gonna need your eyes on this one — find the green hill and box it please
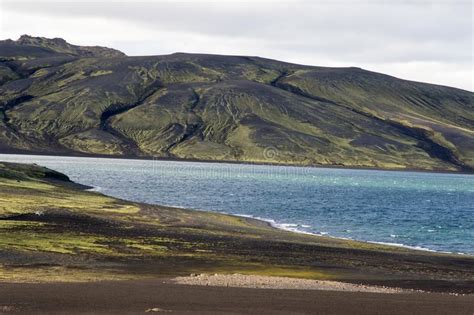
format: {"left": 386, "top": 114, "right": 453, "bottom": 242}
{"left": 1, "top": 35, "right": 473, "bottom": 171}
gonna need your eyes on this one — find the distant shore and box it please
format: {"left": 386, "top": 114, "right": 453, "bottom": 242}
{"left": 1, "top": 150, "right": 473, "bottom": 175}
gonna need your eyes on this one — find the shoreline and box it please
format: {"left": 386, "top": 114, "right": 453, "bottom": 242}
{"left": 86, "top": 186, "right": 473, "bottom": 257}
{"left": 83, "top": 188, "right": 473, "bottom": 257}
{"left": 1, "top": 151, "right": 473, "bottom": 175}
{"left": 229, "top": 212, "right": 471, "bottom": 256}
{"left": 1, "top": 160, "right": 474, "bottom": 295}
{"left": 2, "top": 153, "right": 472, "bottom": 256}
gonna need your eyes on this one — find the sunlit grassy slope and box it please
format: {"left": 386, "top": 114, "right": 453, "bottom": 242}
{"left": 1, "top": 36, "right": 473, "bottom": 171}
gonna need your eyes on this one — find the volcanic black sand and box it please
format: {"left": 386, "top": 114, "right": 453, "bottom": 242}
{"left": 1, "top": 280, "right": 473, "bottom": 315}
{"left": 0, "top": 161, "right": 473, "bottom": 314}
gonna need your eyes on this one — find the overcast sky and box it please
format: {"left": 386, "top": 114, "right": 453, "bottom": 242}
{"left": 0, "top": 0, "right": 472, "bottom": 91}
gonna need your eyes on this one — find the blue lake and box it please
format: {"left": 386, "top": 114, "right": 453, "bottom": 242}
{"left": 1, "top": 154, "right": 473, "bottom": 254}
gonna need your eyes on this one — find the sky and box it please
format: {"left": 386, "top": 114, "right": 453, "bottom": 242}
{"left": 0, "top": 0, "right": 472, "bottom": 91}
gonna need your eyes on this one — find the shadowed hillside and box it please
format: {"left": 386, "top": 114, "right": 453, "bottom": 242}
{"left": 1, "top": 35, "right": 473, "bottom": 171}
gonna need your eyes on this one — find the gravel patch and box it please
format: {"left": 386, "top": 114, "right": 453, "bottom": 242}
{"left": 171, "top": 273, "right": 411, "bottom": 293}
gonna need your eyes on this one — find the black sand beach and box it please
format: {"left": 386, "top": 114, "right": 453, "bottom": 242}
{"left": 1, "top": 280, "right": 473, "bottom": 315}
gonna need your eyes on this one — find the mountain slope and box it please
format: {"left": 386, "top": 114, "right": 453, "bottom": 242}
{"left": 1, "top": 36, "right": 473, "bottom": 171}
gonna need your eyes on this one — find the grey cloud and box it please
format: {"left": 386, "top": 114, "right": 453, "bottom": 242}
{"left": 1, "top": 0, "right": 472, "bottom": 90}
{"left": 4, "top": 1, "right": 471, "bottom": 62}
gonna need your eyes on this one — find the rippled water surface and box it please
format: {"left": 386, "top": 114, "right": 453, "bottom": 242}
{"left": 2, "top": 154, "right": 473, "bottom": 254}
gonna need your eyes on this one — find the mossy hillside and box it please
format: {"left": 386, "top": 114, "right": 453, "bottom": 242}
{"left": 0, "top": 162, "right": 70, "bottom": 182}
{"left": 276, "top": 68, "right": 474, "bottom": 167}
{"left": 0, "top": 37, "right": 473, "bottom": 171}
{"left": 111, "top": 82, "right": 458, "bottom": 170}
